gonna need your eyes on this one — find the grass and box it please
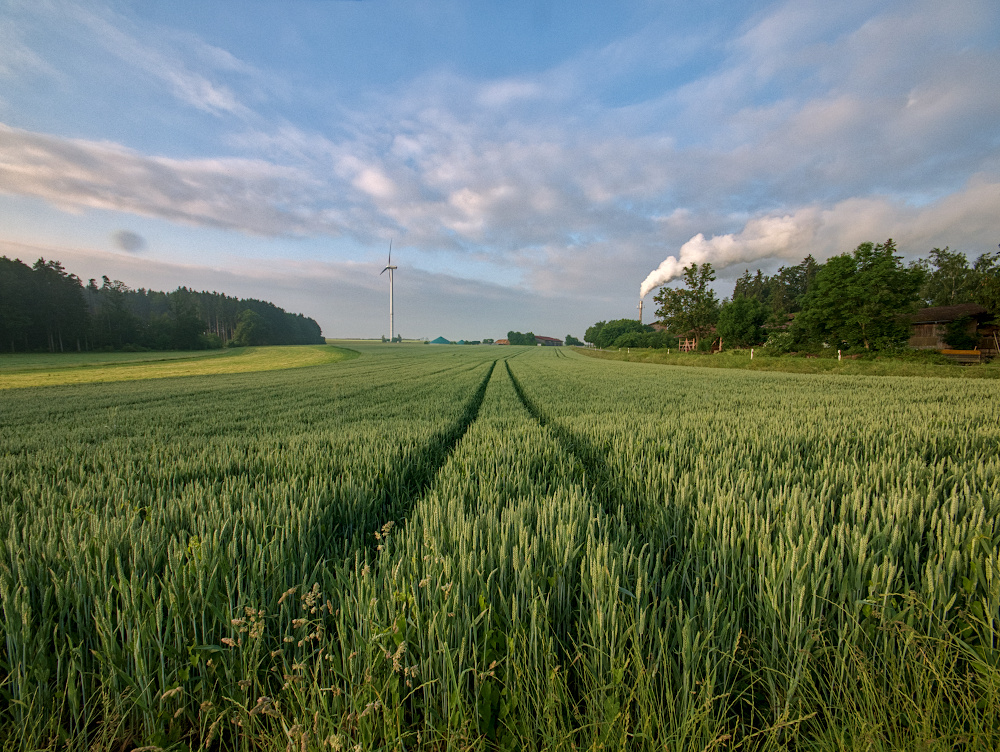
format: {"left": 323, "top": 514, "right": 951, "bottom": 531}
{"left": 0, "top": 348, "right": 236, "bottom": 371}
{"left": 1, "top": 345, "right": 997, "bottom": 750}
{"left": 579, "top": 345, "right": 1000, "bottom": 378}
{"left": 0, "top": 344, "right": 358, "bottom": 389}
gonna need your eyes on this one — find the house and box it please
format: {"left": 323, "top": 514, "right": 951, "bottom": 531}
{"left": 908, "top": 304, "right": 998, "bottom": 354}
{"left": 495, "top": 339, "right": 510, "bottom": 345}
{"left": 534, "top": 335, "right": 563, "bottom": 346}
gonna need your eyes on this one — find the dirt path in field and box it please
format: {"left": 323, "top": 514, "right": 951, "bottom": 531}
{"left": 353, "top": 359, "right": 498, "bottom": 550}
{"left": 504, "top": 360, "right": 645, "bottom": 532}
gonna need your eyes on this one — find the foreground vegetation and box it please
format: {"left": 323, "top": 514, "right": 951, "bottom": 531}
{"left": 1, "top": 345, "right": 997, "bottom": 750}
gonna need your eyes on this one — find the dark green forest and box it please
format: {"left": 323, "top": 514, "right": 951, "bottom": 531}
{"left": 0, "top": 257, "right": 324, "bottom": 353}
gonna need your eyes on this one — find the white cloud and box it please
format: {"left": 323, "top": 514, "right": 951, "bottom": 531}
{"left": 0, "top": 123, "right": 327, "bottom": 235}
{"left": 640, "top": 176, "right": 1000, "bottom": 296}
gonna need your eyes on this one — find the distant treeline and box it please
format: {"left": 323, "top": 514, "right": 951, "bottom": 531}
{"left": 0, "top": 257, "right": 324, "bottom": 353}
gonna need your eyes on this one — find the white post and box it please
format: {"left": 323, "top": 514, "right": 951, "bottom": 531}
{"left": 751, "top": 348, "right": 754, "bottom": 360}
{"left": 838, "top": 349, "right": 841, "bottom": 361}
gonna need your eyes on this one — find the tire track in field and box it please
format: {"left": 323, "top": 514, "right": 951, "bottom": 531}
{"left": 348, "top": 359, "right": 498, "bottom": 549}
{"left": 505, "top": 361, "right": 642, "bottom": 529}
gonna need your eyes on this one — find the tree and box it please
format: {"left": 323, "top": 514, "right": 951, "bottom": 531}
{"left": 232, "top": 309, "right": 269, "bottom": 346}
{"left": 584, "top": 321, "right": 605, "bottom": 346}
{"left": 586, "top": 319, "right": 648, "bottom": 348}
{"left": 507, "top": 331, "right": 536, "bottom": 345}
{"left": 943, "top": 316, "right": 979, "bottom": 349}
{"left": 794, "top": 239, "right": 924, "bottom": 351}
{"left": 32, "top": 259, "right": 89, "bottom": 352}
{"left": 0, "top": 257, "right": 34, "bottom": 352}
{"left": 653, "top": 262, "right": 719, "bottom": 345}
{"left": 972, "top": 250, "right": 1000, "bottom": 316}
{"left": 717, "top": 297, "right": 769, "bottom": 347}
{"left": 168, "top": 293, "right": 208, "bottom": 350}
{"left": 732, "top": 256, "right": 819, "bottom": 321}
{"left": 564, "top": 334, "right": 582, "bottom": 346}
{"left": 917, "top": 247, "right": 978, "bottom": 306}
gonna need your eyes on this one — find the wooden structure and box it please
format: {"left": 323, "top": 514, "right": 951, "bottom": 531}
{"left": 909, "top": 303, "right": 998, "bottom": 359}
{"left": 679, "top": 338, "right": 697, "bottom": 352}
{"left": 534, "top": 335, "right": 563, "bottom": 346}
{"left": 940, "top": 349, "right": 986, "bottom": 364}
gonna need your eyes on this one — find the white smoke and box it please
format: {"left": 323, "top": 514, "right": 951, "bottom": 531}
{"left": 639, "top": 212, "right": 819, "bottom": 298}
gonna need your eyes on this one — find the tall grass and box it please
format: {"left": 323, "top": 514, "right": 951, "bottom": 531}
{"left": 0, "top": 345, "right": 997, "bottom": 749}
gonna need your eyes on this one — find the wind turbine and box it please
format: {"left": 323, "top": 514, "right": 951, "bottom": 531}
{"left": 380, "top": 240, "right": 397, "bottom": 341}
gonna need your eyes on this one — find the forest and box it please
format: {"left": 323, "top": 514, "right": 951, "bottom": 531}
{"left": 0, "top": 257, "right": 324, "bottom": 353}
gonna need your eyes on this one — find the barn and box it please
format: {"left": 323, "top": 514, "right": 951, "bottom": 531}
{"left": 534, "top": 335, "right": 563, "bottom": 346}
{"left": 908, "top": 303, "right": 997, "bottom": 353}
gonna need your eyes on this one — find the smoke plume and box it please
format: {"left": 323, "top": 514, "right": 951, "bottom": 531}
{"left": 639, "top": 213, "right": 818, "bottom": 298}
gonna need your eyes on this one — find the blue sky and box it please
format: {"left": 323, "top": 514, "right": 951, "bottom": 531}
{"left": 1, "top": 0, "right": 998, "bottom": 340}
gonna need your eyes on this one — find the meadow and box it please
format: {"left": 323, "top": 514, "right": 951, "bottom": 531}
{"left": 0, "top": 345, "right": 356, "bottom": 390}
{"left": 0, "top": 344, "right": 997, "bottom": 750}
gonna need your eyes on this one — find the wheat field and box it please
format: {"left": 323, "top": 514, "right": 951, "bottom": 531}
{"left": 1, "top": 344, "right": 997, "bottom": 750}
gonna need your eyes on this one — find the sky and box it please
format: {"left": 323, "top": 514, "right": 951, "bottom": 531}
{"left": 0, "top": 0, "right": 998, "bottom": 341}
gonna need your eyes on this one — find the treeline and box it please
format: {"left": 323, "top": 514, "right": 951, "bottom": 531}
{"left": 506, "top": 331, "right": 537, "bottom": 345}
{"left": 585, "top": 241, "right": 1000, "bottom": 352}
{"left": 0, "top": 257, "right": 324, "bottom": 353}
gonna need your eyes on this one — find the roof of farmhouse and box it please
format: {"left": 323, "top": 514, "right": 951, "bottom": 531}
{"left": 910, "top": 303, "right": 988, "bottom": 324}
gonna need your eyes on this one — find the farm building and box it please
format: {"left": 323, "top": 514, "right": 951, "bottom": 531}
{"left": 534, "top": 335, "right": 563, "bottom": 346}
{"left": 908, "top": 303, "right": 998, "bottom": 354}
{"left": 495, "top": 338, "right": 510, "bottom": 345}
{"left": 430, "top": 336, "right": 452, "bottom": 344}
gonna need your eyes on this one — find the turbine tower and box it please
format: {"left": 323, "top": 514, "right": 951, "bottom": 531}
{"left": 380, "top": 240, "right": 397, "bottom": 341}
{"left": 637, "top": 298, "right": 644, "bottom": 324}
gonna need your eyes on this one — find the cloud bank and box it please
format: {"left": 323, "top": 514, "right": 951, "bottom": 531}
{"left": 640, "top": 177, "right": 1000, "bottom": 297}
